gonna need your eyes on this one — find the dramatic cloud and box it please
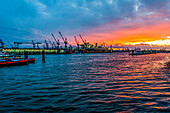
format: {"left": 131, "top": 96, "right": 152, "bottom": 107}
{"left": 0, "top": 0, "right": 169, "bottom": 48}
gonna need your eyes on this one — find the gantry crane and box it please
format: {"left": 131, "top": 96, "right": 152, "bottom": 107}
{"left": 7, "top": 41, "right": 13, "bottom": 48}
{"left": 74, "top": 36, "right": 79, "bottom": 50}
{"left": 14, "top": 40, "right": 42, "bottom": 48}
{"left": 59, "top": 32, "right": 67, "bottom": 49}
{"left": 0, "top": 39, "right": 5, "bottom": 48}
{"left": 48, "top": 39, "right": 55, "bottom": 48}
{"left": 79, "top": 34, "right": 87, "bottom": 48}
{"left": 44, "top": 40, "right": 49, "bottom": 49}
{"left": 51, "top": 33, "right": 60, "bottom": 49}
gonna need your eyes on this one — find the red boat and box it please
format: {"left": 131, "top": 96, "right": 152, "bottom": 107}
{"left": 10, "top": 58, "right": 35, "bottom": 63}
{"left": 0, "top": 59, "right": 29, "bottom": 67}
{"left": 28, "top": 58, "right": 35, "bottom": 63}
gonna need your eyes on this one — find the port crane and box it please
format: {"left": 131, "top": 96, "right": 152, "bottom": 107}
{"left": 52, "top": 42, "right": 55, "bottom": 48}
{"left": 51, "top": 33, "right": 60, "bottom": 49}
{"left": 59, "top": 32, "right": 67, "bottom": 49}
{"left": 79, "top": 34, "right": 87, "bottom": 48}
{"left": 0, "top": 39, "right": 5, "bottom": 48}
{"left": 74, "top": 36, "right": 79, "bottom": 50}
{"left": 14, "top": 40, "right": 42, "bottom": 48}
{"left": 48, "top": 39, "right": 55, "bottom": 48}
{"left": 7, "top": 41, "right": 13, "bottom": 48}
{"left": 44, "top": 40, "right": 49, "bottom": 49}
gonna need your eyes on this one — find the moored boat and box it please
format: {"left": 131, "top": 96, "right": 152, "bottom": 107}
{"left": 129, "top": 50, "right": 157, "bottom": 55}
{"left": 0, "top": 51, "right": 35, "bottom": 64}
{"left": 11, "top": 58, "right": 36, "bottom": 63}
{"left": 0, "top": 59, "right": 29, "bottom": 67}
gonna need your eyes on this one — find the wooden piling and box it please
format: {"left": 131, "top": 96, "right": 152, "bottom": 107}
{"left": 42, "top": 50, "right": 45, "bottom": 62}
{"left": 24, "top": 51, "right": 28, "bottom": 59}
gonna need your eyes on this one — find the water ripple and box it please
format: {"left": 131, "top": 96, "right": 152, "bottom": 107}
{"left": 0, "top": 53, "right": 169, "bottom": 112}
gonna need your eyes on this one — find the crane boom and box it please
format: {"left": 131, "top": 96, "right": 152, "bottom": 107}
{"left": 51, "top": 33, "right": 58, "bottom": 43}
{"left": 0, "top": 39, "right": 5, "bottom": 47}
{"left": 74, "top": 36, "right": 78, "bottom": 44}
{"left": 8, "top": 41, "right": 12, "bottom": 48}
{"left": 0, "top": 39, "right": 5, "bottom": 48}
{"left": 13, "top": 42, "right": 41, "bottom": 44}
{"left": 58, "top": 31, "right": 67, "bottom": 49}
{"left": 13, "top": 41, "right": 42, "bottom": 48}
{"left": 48, "top": 39, "right": 54, "bottom": 48}
{"left": 48, "top": 39, "right": 52, "bottom": 44}
{"left": 51, "top": 33, "right": 60, "bottom": 48}
{"left": 74, "top": 36, "right": 79, "bottom": 51}
{"left": 44, "top": 40, "right": 49, "bottom": 48}
{"left": 58, "top": 31, "right": 65, "bottom": 42}
{"left": 79, "top": 34, "right": 85, "bottom": 44}
{"left": 52, "top": 42, "right": 55, "bottom": 48}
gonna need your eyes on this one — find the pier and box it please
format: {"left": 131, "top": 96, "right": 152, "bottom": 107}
{"left": 2, "top": 48, "right": 67, "bottom": 55}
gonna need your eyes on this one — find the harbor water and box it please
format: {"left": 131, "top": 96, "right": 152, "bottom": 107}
{"left": 0, "top": 53, "right": 169, "bottom": 112}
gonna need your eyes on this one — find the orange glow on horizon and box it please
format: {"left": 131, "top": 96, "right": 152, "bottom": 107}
{"left": 80, "top": 12, "right": 170, "bottom": 48}
{"left": 125, "top": 38, "right": 170, "bottom": 45}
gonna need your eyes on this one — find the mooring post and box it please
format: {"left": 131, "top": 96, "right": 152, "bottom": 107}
{"left": 42, "top": 50, "right": 45, "bottom": 62}
{"left": 24, "top": 51, "right": 28, "bottom": 59}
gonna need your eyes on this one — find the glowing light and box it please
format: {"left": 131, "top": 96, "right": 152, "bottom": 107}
{"left": 123, "top": 38, "right": 170, "bottom": 46}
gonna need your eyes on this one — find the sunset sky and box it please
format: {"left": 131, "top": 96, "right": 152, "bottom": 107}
{"left": 0, "top": 0, "right": 169, "bottom": 48}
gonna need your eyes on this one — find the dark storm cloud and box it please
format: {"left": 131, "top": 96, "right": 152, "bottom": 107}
{"left": 0, "top": 0, "right": 169, "bottom": 43}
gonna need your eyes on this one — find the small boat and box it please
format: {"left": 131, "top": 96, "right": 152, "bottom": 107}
{"left": 0, "top": 56, "right": 35, "bottom": 67}
{"left": 129, "top": 50, "right": 157, "bottom": 55}
{"left": 11, "top": 58, "right": 35, "bottom": 63}
{"left": 0, "top": 59, "right": 29, "bottom": 67}
{"left": 129, "top": 51, "right": 143, "bottom": 55}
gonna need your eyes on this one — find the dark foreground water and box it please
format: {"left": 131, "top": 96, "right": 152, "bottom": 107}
{"left": 0, "top": 52, "right": 169, "bottom": 112}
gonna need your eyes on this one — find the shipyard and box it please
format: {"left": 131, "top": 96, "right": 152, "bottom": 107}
{"left": 0, "top": 0, "right": 170, "bottom": 113}
{"left": 0, "top": 31, "right": 170, "bottom": 67}
{"left": 1, "top": 32, "right": 169, "bottom": 55}
{"left": 0, "top": 32, "right": 126, "bottom": 55}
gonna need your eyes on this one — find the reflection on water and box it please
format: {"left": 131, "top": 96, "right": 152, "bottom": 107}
{"left": 0, "top": 53, "right": 169, "bottom": 112}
